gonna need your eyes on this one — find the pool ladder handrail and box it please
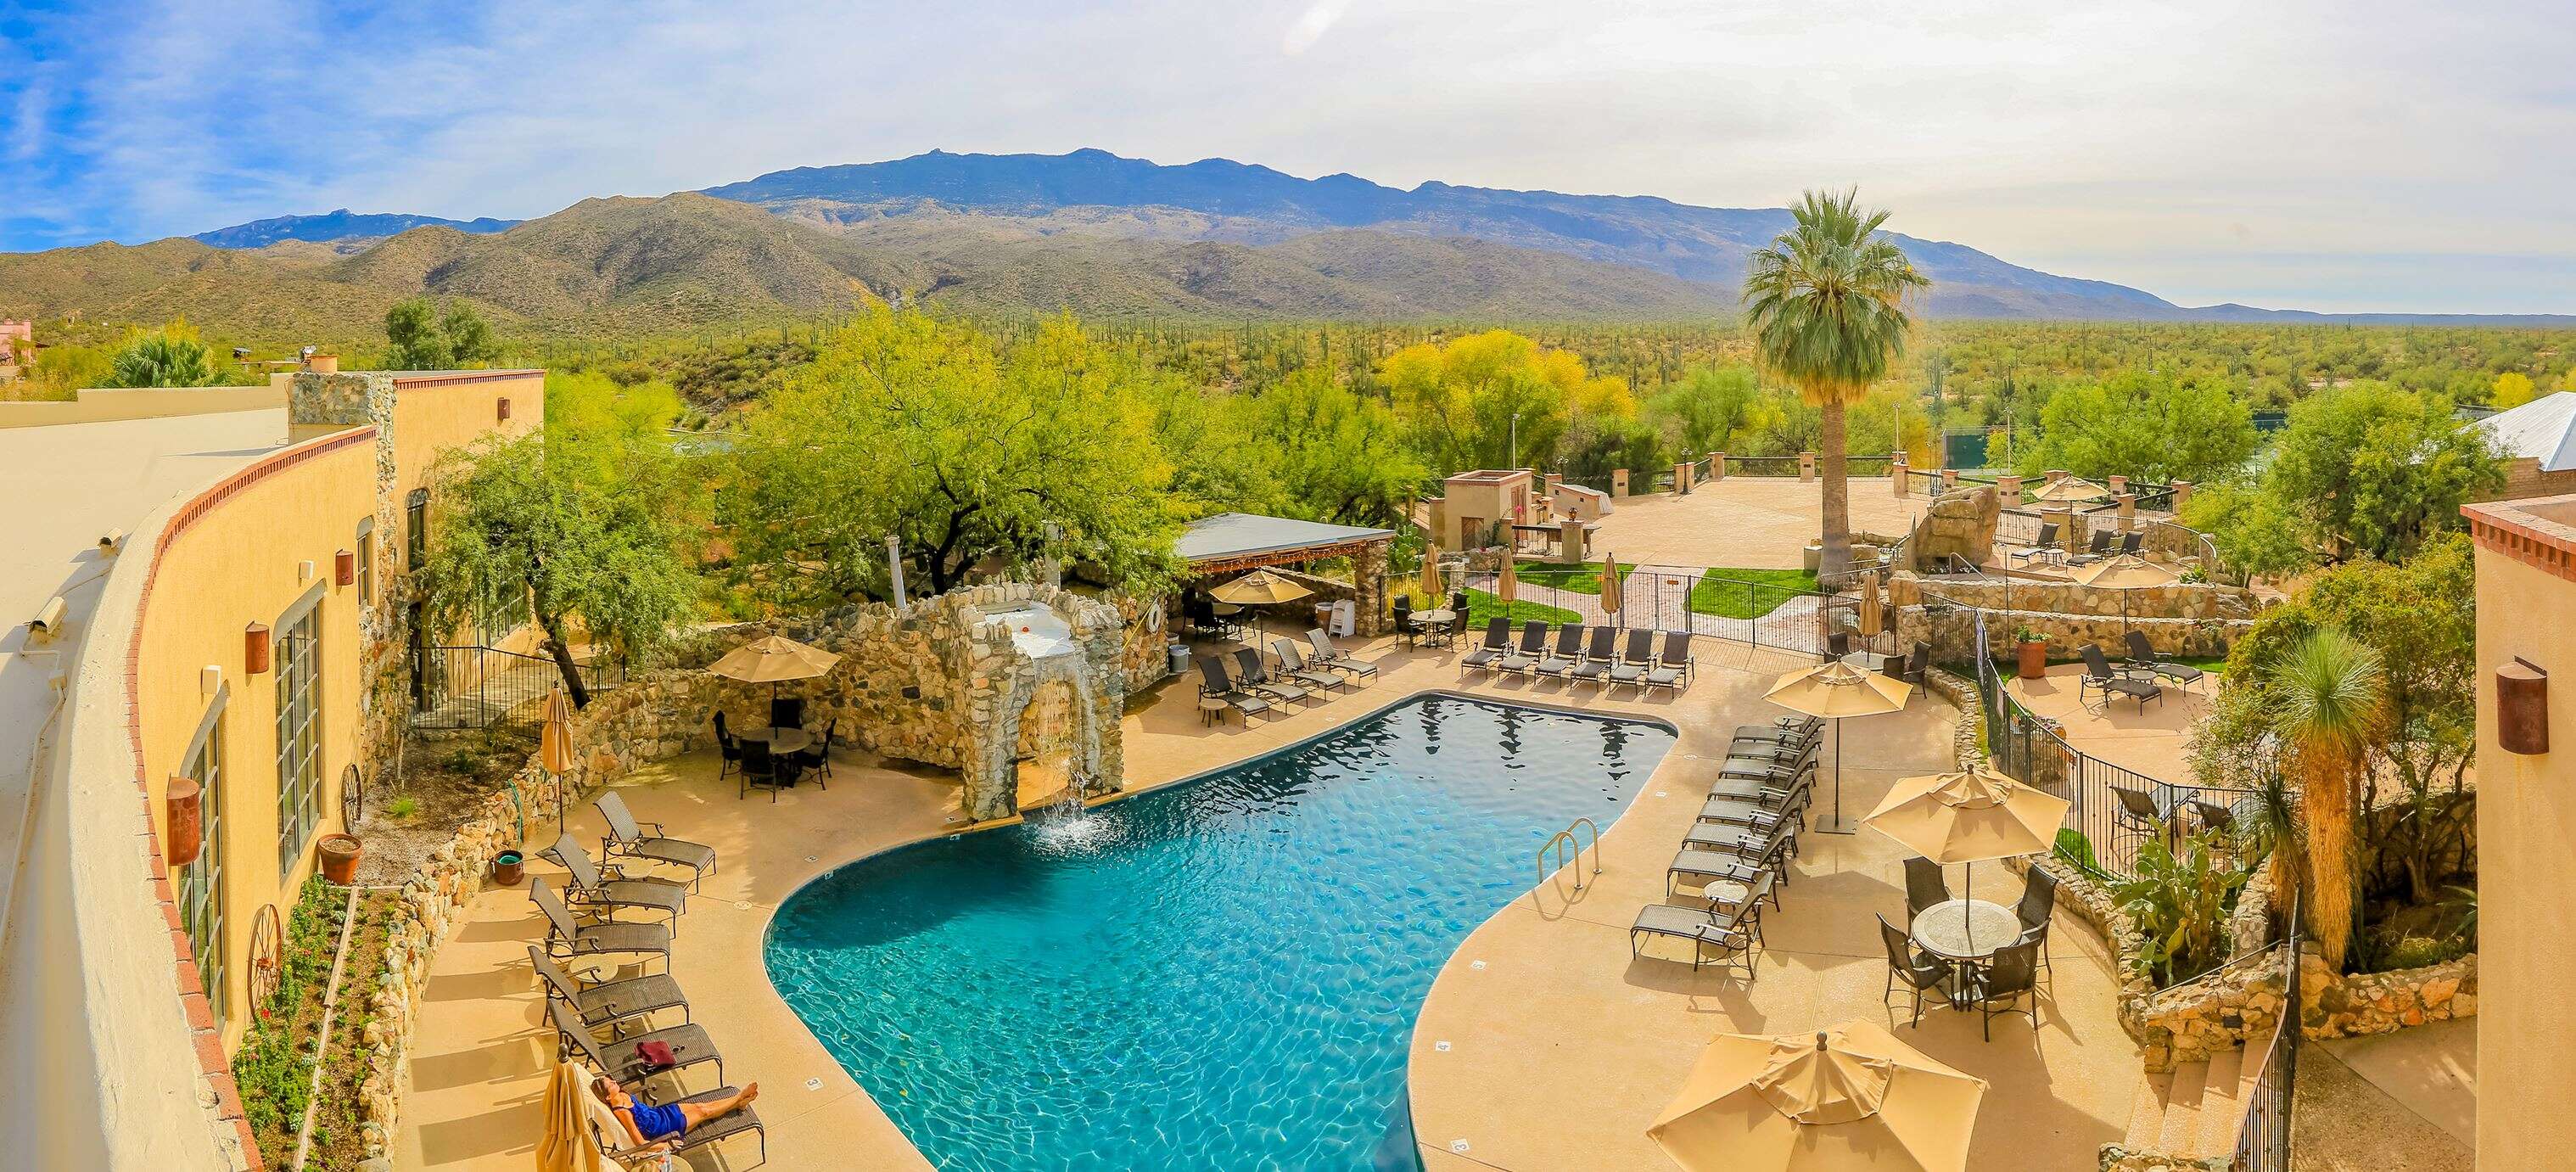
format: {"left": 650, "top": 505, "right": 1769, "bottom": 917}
{"left": 1537, "top": 817, "right": 1603, "bottom": 891}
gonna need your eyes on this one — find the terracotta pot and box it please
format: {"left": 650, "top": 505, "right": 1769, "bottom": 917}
{"left": 306, "top": 354, "right": 340, "bottom": 373}
{"left": 491, "top": 850, "right": 525, "bottom": 887}
{"left": 318, "top": 833, "right": 362, "bottom": 884}
{"left": 2017, "top": 638, "right": 2048, "bottom": 680}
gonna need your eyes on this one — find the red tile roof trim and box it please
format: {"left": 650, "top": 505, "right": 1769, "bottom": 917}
{"left": 2466, "top": 494, "right": 2576, "bottom": 584}
{"left": 389, "top": 369, "right": 542, "bottom": 389}
{"left": 120, "top": 423, "right": 375, "bottom": 1170}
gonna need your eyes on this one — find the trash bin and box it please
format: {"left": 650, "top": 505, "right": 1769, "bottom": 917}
{"left": 1167, "top": 642, "right": 1190, "bottom": 676}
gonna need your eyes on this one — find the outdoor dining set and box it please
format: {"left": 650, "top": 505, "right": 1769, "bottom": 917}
{"left": 701, "top": 634, "right": 843, "bottom": 801}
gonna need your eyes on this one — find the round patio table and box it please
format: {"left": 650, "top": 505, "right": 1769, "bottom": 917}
{"left": 1412, "top": 608, "right": 1456, "bottom": 627}
{"left": 1910, "top": 898, "right": 2019, "bottom": 962}
{"left": 736, "top": 726, "right": 813, "bottom": 756}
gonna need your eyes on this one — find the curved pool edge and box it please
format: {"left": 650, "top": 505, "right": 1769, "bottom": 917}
{"left": 749, "top": 681, "right": 1687, "bottom": 1171}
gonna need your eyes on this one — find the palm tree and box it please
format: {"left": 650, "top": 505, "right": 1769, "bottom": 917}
{"left": 2270, "top": 627, "right": 2386, "bottom": 971}
{"left": 1742, "top": 189, "right": 1929, "bottom": 580}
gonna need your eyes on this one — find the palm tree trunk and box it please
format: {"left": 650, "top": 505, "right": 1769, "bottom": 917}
{"left": 2300, "top": 753, "right": 2357, "bottom": 970}
{"left": 1818, "top": 401, "right": 1851, "bottom": 580}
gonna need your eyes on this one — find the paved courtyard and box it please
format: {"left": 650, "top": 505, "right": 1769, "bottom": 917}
{"left": 1584, "top": 475, "right": 1928, "bottom": 569}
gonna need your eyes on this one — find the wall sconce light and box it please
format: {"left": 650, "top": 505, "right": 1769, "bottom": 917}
{"left": 497, "top": 397, "right": 512, "bottom": 423}
{"left": 2500, "top": 658, "right": 2549, "bottom": 754}
{"left": 165, "top": 777, "right": 203, "bottom": 867}
{"left": 334, "top": 548, "right": 356, "bottom": 586}
{"left": 244, "top": 622, "right": 272, "bottom": 675}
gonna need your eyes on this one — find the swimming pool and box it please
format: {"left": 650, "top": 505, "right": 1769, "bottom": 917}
{"left": 764, "top": 694, "right": 1674, "bottom": 1171}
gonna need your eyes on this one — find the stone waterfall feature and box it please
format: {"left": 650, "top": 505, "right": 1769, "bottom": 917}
{"left": 950, "top": 586, "right": 1129, "bottom": 822}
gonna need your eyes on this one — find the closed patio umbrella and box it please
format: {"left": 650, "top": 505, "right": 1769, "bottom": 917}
{"left": 1419, "top": 540, "right": 1445, "bottom": 600}
{"left": 2077, "top": 552, "right": 2178, "bottom": 636}
{"left": 540, "top": 687, "right": 575, "bottom": 831}
{"left": 1599, "top": 552, "right": 1625, "bottom": 627}
{"left": 1210, "top": 569, "right": 1313, "bottom": 652}
{"left": 1497, "top": 556, "right": 1519, "bottom": 612}
{"left": 1648, "top": 1018, "right": 1987, "bottom": 1172}
{"left": 1767, "top": 661, "right": 1911, "bottom": 833}
{"left": 537, "top": 1058, "right": 612, "bottom": 1172}
{"left": 1862, "top": 765, "right": 2071, "bottom": 950}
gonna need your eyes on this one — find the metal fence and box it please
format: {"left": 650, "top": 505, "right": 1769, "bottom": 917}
{"left": 2234, "top": 897, "right": 2300, "bottom": 1172}
{"left": 413, "top": 643, "right": 627, "bottom": 731}
{"left": 1726, "top": 455, "right": 1805, "bottom": 478}
{"left": 1400, "top": 559, "right": 1862, "bottom": 659}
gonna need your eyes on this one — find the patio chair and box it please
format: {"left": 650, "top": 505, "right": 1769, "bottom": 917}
{"left": 1303, "top": 629, "right": 1378, "bottom": 682}
{"left": 1459, "top": 618, "right": 1513, "bottom": 676}
{"left": 549, "top": 832, "right": 687, "bottom": 931}
{"left": 1392, "top": 599, "right": 1415, "bottom": 647}
{"left": 737, "top": 740, "right": 789, "bottom": 803}
{"left": 1879, "top": 916, "right": 1954, "bottom": 1028}
{"left": 548, "top": 993, "right": 724, "bottom": 1096}
{"left": 532, "top": 878, "right": 669, "bottom": 974}
{"left": 1645, "top": 631, "right": 1695, "bottom": 693}
{"left": 1666, "top": 850, "right": 1782, "bottom": 911}
{"left": 1447, "top": 609, "right": 1470, "bottom": 648}
{"left": 1532, "top": 625, "right": 1588, "bottom": 681}
{"left": 1495, "top": 621, "right": 1549, "bottom": 675}
{"left": 2079, "top": 644, "right": 2164, "bottom": 711}
{"left": 1904, "top": 856, "right": 1952, "bottom": 919}
{"left": 792, "top": 719, "right": 837, "bottom": 782}
{"left": 2111, "top": 783, "right": 2170, "bottom": 846}
{"left": 2016, "top": 868, "right": 2058, "bottom": 979}
{"left": 529, "top": 944, "right": 690, "bottom": 1033}
{"left": 2066, "top": 530, "right": 2114, "bottom": 566}
{"left": 2120, "top": 530, "right": 2144, "bottom": 556}
{"left": 2123, "top": 631, "right": 2206, "bottom": 689}
{"left": 1271, "top": 639, "right": 1349, "bottom": 693}
{"left": 1882, "top": 641, "right": 1929, "bottom": 686}
{"left": 1963, "top": 938, "right": 2045, "bottom": 1040}
{"left": 1827, "top": 631, "right": 1851, "bottom": 658}
{"left": 582, "top": 1071, "right": 769, "bottom": 1169}
{"left": 713, "top": 712, "right": 742, "bottom": 781}
{"left": 1570, "top": 625, "right": 1620, "bottom": 687}
{"left": 2008, "top": 522, "right": 2060, "bottom": 566}
{"left": 1608, "top": 629, "right": 1657, "bottom": 693}
{"left": 596, "top": 792, "right": 715, "bottom": 890}
{"left": 1630, "top": 901, "right": 1762, "bottom": 979}
{"left": 1232, "top": 647, "right": 1313, "bottom": 707}
{"left": 2190, "top": 797, "right": 2236, "bottom": 837}
{"left": 1196, "top": 656, "right": 1273, "bottom": 725}
{"left": 770, "top": 696, "right": 804, "bottom": 732}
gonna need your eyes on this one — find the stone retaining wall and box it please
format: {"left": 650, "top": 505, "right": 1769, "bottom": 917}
{"left": 2301, "top": 950, "right": 2477, "bottom": 1039}
{"left": 1898, "top": 603, "right": 2247, "bottom": 660}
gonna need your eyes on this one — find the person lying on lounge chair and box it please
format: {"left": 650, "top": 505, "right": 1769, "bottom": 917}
{"left": 597, "top": 1078, "right": 760, "bottom": 1146}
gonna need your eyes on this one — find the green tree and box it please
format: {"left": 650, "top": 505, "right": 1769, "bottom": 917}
{"left": 441, "top": 300, "right": 501, "bottom": 366}
{"left": 2183, "top": 383, "right": 2502, "bottom": 575}
{"left": 1381, "top": 330, "right": 1630, "bottom": 475}
{"left": 724, "top": 310, "right": 1183, "bottom": 606}
{"left": 2019, "top": 370, "right": 2258, "bottom": 485}
{"left": 106, "top": 318, "right": 220, "bottom": 388}
{"left": 417, "top": 431, "right": 697, "bottom": 706}
{"left": 1742, "top": 188, "right": 1929, "bottom": 579}
{"left": 2490, "top": 371, "right": 2537, "bottom": 410}
{"left": 1231, "top": 368, "right": 1427, "bottom": 526}
{"left": 1644, "top": 365, "right": 1760, "bottom": 457}
{"left": 2269, "top": 627, "right": 2386, "bottom": 973}
{"left": 385, "top": 297, "right": 501, "bottom": 370}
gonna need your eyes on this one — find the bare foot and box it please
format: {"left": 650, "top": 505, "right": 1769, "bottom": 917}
{"left": 740, "top": 1083, "right": 760, "bottom": 1105}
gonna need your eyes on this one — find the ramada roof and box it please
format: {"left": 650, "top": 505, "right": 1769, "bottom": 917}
{"left": 2475, "top": 391, "right": 2576, "bottom": 472}
{"left": 1175, "top": 512, "right": 1394, "bottom": 566}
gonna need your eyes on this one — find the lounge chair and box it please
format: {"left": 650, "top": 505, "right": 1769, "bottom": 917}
{"left": 1904, "top": 856, "right": 1951, "bottom": 918}
{"left": 2123, "top": 631, "right": 2206, "bottom": 689}
{"left": 1569, "top": 625, "right": 1619, "bottom": 687}
{"left": 1607, "top": 629, "right": 1656, "bottom": 693}
{"left": 1495, "top": 620, "right": 1549, "bottom": 675}
{"left": 1532, "top": 625, "right": 1587, "bottom": 681}
{"left": 1645, "top": 631, "right": 1694, "bottom": 693}
{"left": 1708, "top": 765, "right": 1812, "bottom": 811}
{"left": 2120, "top": 530, "right": 2144, "bottom": 556}
{"left": 1962, "top": 938, "right": 2045, "bottom": 1040}
{"left": 1700, "top": 782, "right": 1810, "bottom": 831}
{"left": 548, "top": 993, "right": 724, "bottom": 1096}
{"left": 1303, "top": 629, "right": 1378, "bottom": 682}
{"left": 2080, "top": 644, "right": 2163, "bottom": 710}
{"left": 596, "top": 792, "right": 716, "bottom": 891}
{"left": 1630, "top": 901, "right": 1761, "bottom": 979}
{"left": 2111, "top": 783, "right": 2170, "bottom": 846}
{"left": 549, "top": 833, "right": 687, "bottom": 932}
{"left": 1270, "top": 639, "right": 1349, "bottom": 693}
{"left": 2066, "top": 530, "right": 2114, "bottom": 566}
{"left": 1231, "top": 648, "right": 1312, "bottom": 707}
{"left": 532, "top": 878, "right": 670, "bottom": 974}
{"left": 1196, "top": 655, "right": 1274, "bottom": 724}
{"left": 1879, "top": 916, "right": 1954, "bottom": 1028}
{"left": 2008, "top": 521, "right": 2060, "bottom": 566}
{"left": 1459, "top": 618, "right": 1513, "bottom": 676}
{"left": 584, "top": 1074, "right": 769, "bottom": 1169}
{"left": 1683, "top": 817, "right": 1800, "bottom": 868}
{"left": 1666, "top": 850, "right": 1783, "bottom": 910}
{"left": 528, "top": 944, "right": 690, "bottom": 1032}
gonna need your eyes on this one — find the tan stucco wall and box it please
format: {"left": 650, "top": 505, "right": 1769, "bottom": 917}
{"left": 137, "top": 430, "right": 377, "bottom": 1051}
{"left": 0, "top": 384, "right": 285, "bottom": 429}
{"left": 389, "top": 371, "right": 542, "bottom": 502}
{"left": 1438, "top": 472, "right": 1533, "bottom": 549}
{"left": 2470, "top": 541, "right": 2576, "bottom": 1168}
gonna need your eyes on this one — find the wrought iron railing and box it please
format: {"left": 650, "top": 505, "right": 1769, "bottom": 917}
{"left": 1726, "top": 455, "right": 1804, "bottom": 478}
{"left": 2235, "top": 894, "right": 2300, "bottom": 1172}
{"left": 413, "top": 643, "right": 627, "bottom": 731}
{"left": 1431, "top": 559, "right": 1858, "bottom": 658}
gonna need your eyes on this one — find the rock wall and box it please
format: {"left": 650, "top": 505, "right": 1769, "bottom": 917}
{"left": 1896, "top": 603, "right": 2247, "bottom": 661}
{"left": 1898, "top": 574, "right": 2255, "bottom": 623}
{"left": 2301, "top": 950, "right": 2478, "bottom": 1039}
{"left": 1902, "top": 485, "right": 1999, "bottom": 571}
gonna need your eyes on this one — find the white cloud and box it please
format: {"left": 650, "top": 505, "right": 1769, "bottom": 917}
{"left": 7, "top": 0, "right": 2572, "bottom": 312}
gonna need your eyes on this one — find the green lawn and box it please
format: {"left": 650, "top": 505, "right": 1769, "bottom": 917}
{"left": 1509, "top": 561, "right": 1634, "bottom": 595}
{"left": 1688, "top": 568, "right": 1819, "bottom": 619}
{"left": 1462, "top": 589, "right": 1581, "bottom": 626}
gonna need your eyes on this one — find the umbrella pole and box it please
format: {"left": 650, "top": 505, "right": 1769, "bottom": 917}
{"left": 1819, "top": 717, "right": 1855, "bottom": 835}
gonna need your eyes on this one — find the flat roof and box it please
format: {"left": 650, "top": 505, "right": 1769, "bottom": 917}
{"left": 1175, "top": 512, "right": 1394, "bottom": 564}
{"left": 1445, "top": 468, "right": 1531, "bottom": 483}
{"left": 0, "top": 408, "right": 289, "bottom": 910}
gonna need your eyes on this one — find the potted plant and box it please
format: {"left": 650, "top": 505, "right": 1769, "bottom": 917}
{"left": 2015, "top": 624, "right": 2049, "bottom": 679}
{"left": 317, "top": 832, "right": 363, "bottom": 884}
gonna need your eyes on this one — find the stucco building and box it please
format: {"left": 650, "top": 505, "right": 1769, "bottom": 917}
{"left": 0, "top": 368, "right": 539, "bottom": 1169}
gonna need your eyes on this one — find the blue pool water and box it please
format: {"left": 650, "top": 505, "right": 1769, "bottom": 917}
{"left": 763, "top": 695, "right": 1675, "bottom": 1171}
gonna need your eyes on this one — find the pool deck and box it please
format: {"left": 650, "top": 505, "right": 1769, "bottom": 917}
{"left": 395, "top": 633, "right": 2141, "bottom": 1170}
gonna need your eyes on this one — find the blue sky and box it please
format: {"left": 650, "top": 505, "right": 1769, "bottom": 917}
{"left": 3, "top": 0, "right": 2572, "bottom": 314}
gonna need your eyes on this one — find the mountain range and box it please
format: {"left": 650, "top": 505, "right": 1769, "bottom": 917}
{"left": 5, "top": 149, "right": 2566, "bottom": 336}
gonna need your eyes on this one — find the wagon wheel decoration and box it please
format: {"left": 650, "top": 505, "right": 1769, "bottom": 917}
{"left": 341, "top": 762, "right": 364, "bottom": 829}
{"left": 247, "top": 903, "right": 284, "bottom": 1018}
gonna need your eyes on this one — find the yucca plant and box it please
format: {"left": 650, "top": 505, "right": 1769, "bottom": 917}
{"left": 1742, "top": 189, "right": 1929, "bottom": 580}
{"left": 2111, "top": 831, "right": 2250, "bottom": 986}
{"left": 2270, "top": 627, "right": 2386, "bottom": 972}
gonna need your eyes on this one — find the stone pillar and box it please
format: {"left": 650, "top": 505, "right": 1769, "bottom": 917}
{"left": 1711, "top": 451, "right": 1727, "bottom": 480}
{"left": 1940, "top": 468, "right": 1959, "bottom": 491}
{"left": 2044, "top": 506, "right": 2079, "bottom": 552}
{"left": 1558, "top": 520, "right": 1588, "bottom": 564}
{"left": 1999, "top": 474, "right": 2024, "bottom": 500}
{"left": 2117, "top": 493, "right": 2137, "bottom": 531}
{"left": 1674, "top": 462, "right": 1693, "bottom": 495}
{"left": 2046, "top": 468, "right": 2069, "bottom": 485}
{"left": 1543, "top": 471, "right": 1561, "bottom": 495}
{"left": 1352, "top": 539, "right": 1390, "bottom": 636}
{"left": 2108, "top": 474, "right": 2130, "bottom": 497}
{"left": 1799, "top": 451, "right": 1817, "bottom": 481}
{"left": 1891, "top": 452, "right": 1910, "bottom": 496}
{"left": 2172, "top": 480, "right": 2193, "bottom": 512}
{"left": 1612, "top": 468, "right": 1630, "bottom": 498}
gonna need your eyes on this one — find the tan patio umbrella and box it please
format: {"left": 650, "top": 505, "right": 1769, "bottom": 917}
{"left": 1767, "top": 660, "right": 1912, "bottom": 833}
{"left": 1863, "top": 765, "right": 2071, "bottom": 950}
{"left": 1210, "top": 569, "right": 1313, "bottom": 651}
{"left": 1648, "top": 1018, "right": 1987, "bottom": 1172}
{"left": 1497, "top": 556, "right": 1519, "bottom": 610}
{"left": 1419, "top": 540, "right": 1445, "bottom": 601}
{"left": 540, "top": 687, "right": 576, "bottom": 831}
{"left": 1857, "top": 571, "right": 1884, "bottom": 640}
{"left": 2077, "top": 552, "right": 2179, "bottom": 637}
{"left": 709, "top": 634, "right": 840, "bottom": 729}
{"left": 2029, "top": 476, "right": 2109, "bottom": 504}
{"left": 1599, "top": 552, "right": 1625, "bottom": 627}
